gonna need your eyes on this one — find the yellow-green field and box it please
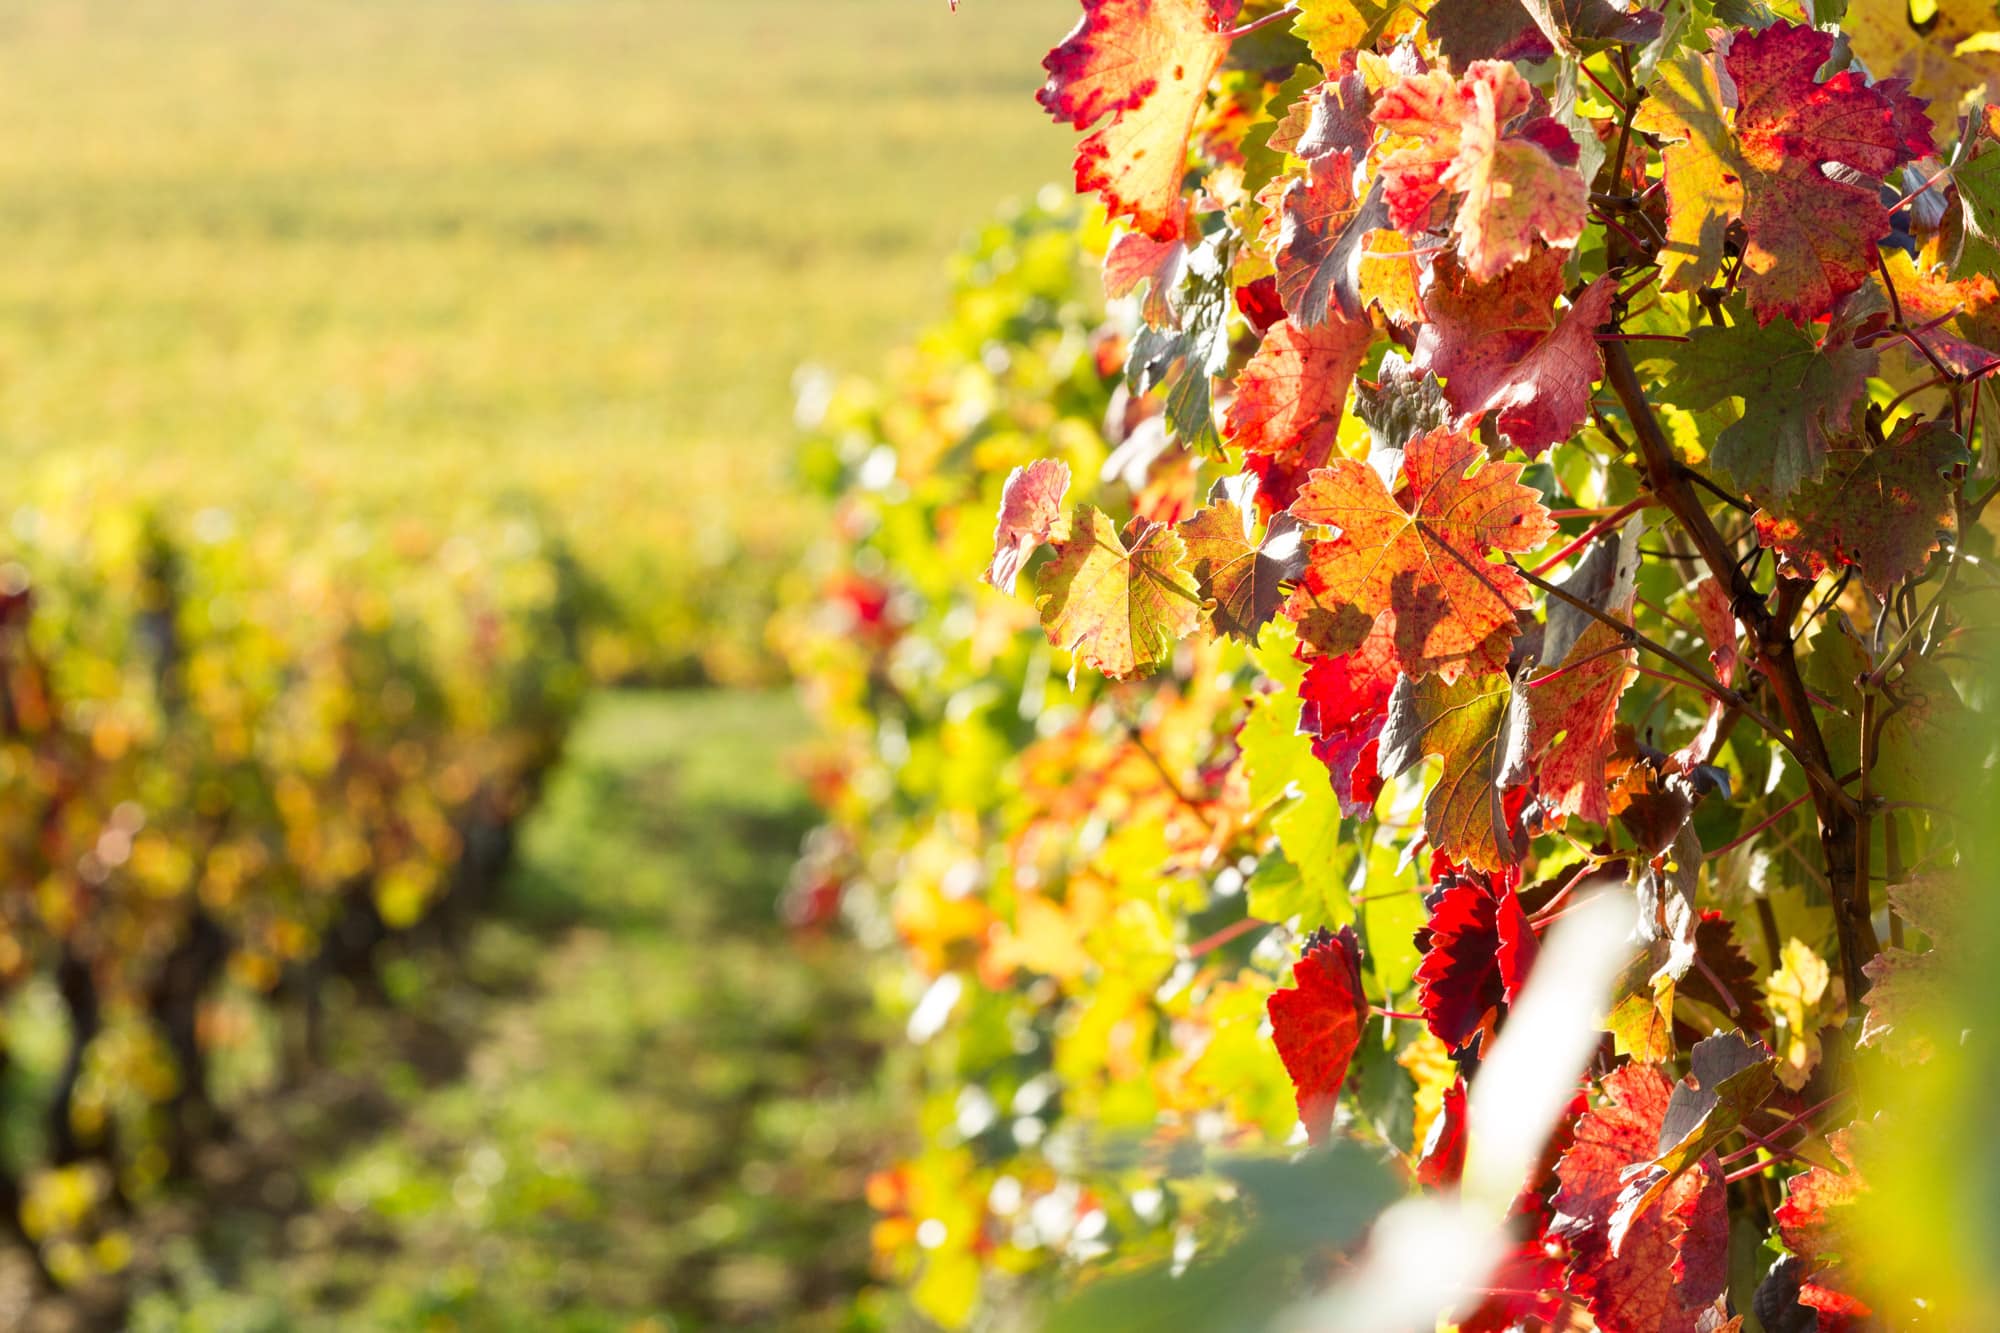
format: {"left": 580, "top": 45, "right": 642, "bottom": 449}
{"left": 0, "top": 0, "right": 1071, "bottom": 675}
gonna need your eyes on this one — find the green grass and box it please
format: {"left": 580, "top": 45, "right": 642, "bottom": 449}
{"left": 118, "top": 690, "right": 895, "bottom": 1331}
{"left": 0, "top": 0, "right": 1073, "bottom": 673}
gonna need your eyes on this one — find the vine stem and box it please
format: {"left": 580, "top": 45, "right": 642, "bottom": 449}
{"left": 1185, "top": 916, "right": 1268, "bottom": 957}
{"left": 1705, "top": 792, "right": 1810, "bottom": 861}
{"left": 1222, "top": 4, "right": 1299, "bottom": 40}
{"left": 1716, "top": 1091, "right": 1849, "bottom": 1171}
{"left": 1601, "top": 339, "right": 1878, "bottom": 1000}
{"left": 1528, "top": 494, "right": 1654, "bottom": 576}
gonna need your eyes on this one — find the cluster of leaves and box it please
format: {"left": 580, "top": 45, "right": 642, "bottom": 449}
{"left": 783, "top": 0, "right": 2000, "bottom": 1327}
{"left": 0, "top": 499, "right": 593, "bottom": 1289}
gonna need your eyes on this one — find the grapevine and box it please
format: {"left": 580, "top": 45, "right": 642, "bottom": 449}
{"left": 784, "top": 0, "right": 2000, "bottom": 1326}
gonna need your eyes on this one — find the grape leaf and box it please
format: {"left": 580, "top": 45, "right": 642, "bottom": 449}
{"left": 1104, "top": 229, "right": 1188, "bottom": 329}
{"left": 985, "top": 459, "right": 1073, "bottom": 595}
{"left": 1268, "top": 54, "right": 1373, "bottom": 163}
{"left": 1267, "top": 925, "right": 1368, "bottom": 1143}
{"left": 1298, "top": 620, "right": 1398, "bottom": 817}
{"left": 1126, "top": 237, "right": 1233, "bottom": 450}
{"left": 1286, "top": 426, "right": 1557, "bottom": 682}
{"left": 1679, "top": 911, "right": 1770, "bottom": 1038}
{"left": 1775, "top": 1127, "right": 1871, "bottom": 1318}
{"left": 1651, "top": 313, "right": 1876, "bottom": 502}
{"left": 1635, "top": 23, "right": 1934, "bottom": 324}
{"left": 1379, "top": 665, "right": 1522, "bottom": 871}
{"left": 1413, "top": 872, "right": 1538, "bottom": 1055}
{"left": 1415, "top": 250, "right": 1617, "bottom": 455}
{"left": 1550, "top": 1064, "right": 1732, "bottom": 1333}
{"left": 1753, "top": 420, "right": 1965, "bottom": 598}
{"left": 1178, "top": 478, "right": 1309, "bottom": 640}
{"left": 1414, "top": 1077, "right": 1468, "bottom": 1187}
{"left": 1038, "top": 0, "right": 1239, "bottom": 240}
{"left": 1225, "top": 313, "right": 1375, "bottom": 458}
{"left": 1375, "top": 61, "right": 1588, "bottom": 281}
{"left": 1690, "top": 577, "right": 1740, "bottom": 688}
{"left": 1846, "top": 0, "right": 2000, "bottom": 113}
{"left": 1353, "top": 352, "right": 1452, "bottom": 455}
{"left": 1876, "top": 248, "right": 2000, "bottom": 377}
{"left": 1274, "top": 152, "right": 1390, "bottom": 326}
{"left": 1860, "top": 873, "right": 1960, "bottom": 1064}
{"left": 1428, "top": 0, "right": 1661, "bottom": 66}
{"left": 1522, "top": 616, "right": 1637, "bottom": 825}
{"left": 1291, "top": 0, "right": 1413, "bottom": 71}
{"left": 1037, "top": 505, "right": 1203, "bottom": 678}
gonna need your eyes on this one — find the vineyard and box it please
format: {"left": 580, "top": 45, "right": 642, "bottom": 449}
{"left": 7, "top": 0, "right": 2000, "bottom": 1327}
{"left": 0, "top": 0, "right": 1068, "bottom": 1325}
{"left": 780, "top": 0, "right": 2000, "bottom": 1328}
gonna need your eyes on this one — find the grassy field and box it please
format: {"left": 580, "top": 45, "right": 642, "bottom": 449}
{"left": 81, "top": 691, "right": 892, "bottom": 1330}
{"left": 0, "top": 0, "right": 1072, "bottom": 674}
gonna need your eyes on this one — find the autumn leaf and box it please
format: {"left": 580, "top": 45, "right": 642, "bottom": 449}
{"left": 1298, "top": 620, "right": 1398, "bottom": 816}
{"left": 1267, "top": 925, "right": 1369, "bottom": 1143}
{"left": 1039, "top": 0, "right": 1239, "bottom": 240}
{"left": 1847, "top": 0, "right": 2000, "bottom": 114}
{"left": 1621, "top": 1030, "right": 1776, "bottom": 1223}
{"left": 1427, "top": 0, "right": 1661, "bottom": 67}
{"left": 985, "top": 459, "right": 1073, "bottom": 595}
{"left": 1522, "top": 617, "right": 1636, "bottom": 825}
{"left": 1414, "top": 1078, "right": 1467, "bottom": 1187}
{"left": 1103, "top": 229, "right": 1188, "bottom": 329}
{"left": 1415, "top": 250, "right": 1616, "bottom": 455}
{"left": 1754, "top": 420, "right": 1965, "bottom": 598}
{"left": 1225, "top": 313, "right": 1375, "bottom": 457}
{"left": 1690, "top": 577, "right": 1739, "bottom": 688}
{"left": 1550, "top": 1064, "right": 1731, "bottom": 1333}
{"left": 1764, "top": 937, "right": 1846, "bottom": 1092}
{"left": 1287, "top": 426, "right": 1557, "bottom": 682}
{"left": 1037, "top": 504, "right": 1203, "bottom": 678}
{"left": 1652, "top": 311, "right": 1877, "bottom": 503}
{"left": 1291, "top": 0, "right": 1414, "bottom": 71}
{"left": 1875, "top": 247, "right": 2000, "bottom": 377}
{"left": 1274, "top": 152, "right": 1390, "bottom": 327}
{"left": 1379, "top": 665, "right": 1522, "bottom": 871}
{"left": 1860, "top": 873, "right": 1960, "bottom": 1064}
{"left": 1635, "top": 23, "right": 1933, "bottom": 324}
{"left": 1177, "top": 478, "right": 1308, "bottom": 640}
{"left": 1375, "top": 61, "right": 1588, "bottom": 281}
{"left": 1412, "top": 870, "right": 1538, "bottom": 1055}
{"left": 1268, "top": 57, "right": 1373, "bottom": 163}
{"left": 1678, "top": 911, "right": 1770, "bottom": 1039}
{"left": 1775, "top": 1127, "right": 1872, "bottom": 1318}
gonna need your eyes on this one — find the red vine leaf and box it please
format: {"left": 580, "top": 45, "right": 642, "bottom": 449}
{"left": 1298, "top": 620, "right": 1399, "bottom": 817}
{"left": 1104, "top": 229, "right": 1188, "bottom": 329}
{"left": 1754, "top": 420, "right": 1966, "bottom": 598}
{"left": 1038, "top": 0, "right": 1239, "bottom": 241}
{"left": 1551, "top": 1064, "right": 1731, "bottom": 1333}
{"left": 1523, "top": 616, "right": 1637, "bottom": 826}
{"left": 1415, "top": 1077, "right": 1468, "bottom": 1187}
{"left": 985, "top": 459, "right": 1073, "bottom": 595}
{"left": 1413, "top": 870, "right": 1538, "bottom": 1055}
{"left": 1416, "top": 249, "right": 1617, "bottom": 455}
{"left": 1226, "top": 313, "right": 1375, "bottom": 457}
{"left": 1177, "top": 478, "right": 1308, "bottom": 640}
{"left": 1775, "top": 1127, "right": 1871, "bottom": 1318}
{"left": 1374, "top": 60, "right": 1588, "bottom": 281}
{"left": 1635, "top": 22, "right": 1934, "bottom": 324}
{"left": 1267, "top": 925, "right": 1368, "bottom": 1144}
{"left": 1287, "top": 427, "right": 1556, "bottom": 682}
{"left": 1036, "top": 505, "right": 1203, "bottom": 678}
